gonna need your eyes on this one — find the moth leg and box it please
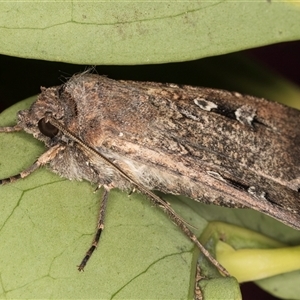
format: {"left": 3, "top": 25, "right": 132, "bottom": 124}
{"left": 194, "top": 264, "right": 203, "bottom": 300}
{"left": 0, "top": 144, "right": 64, "bottom": 185}
{"left": 77, "top": 187, "right": 109, "bottom": 271}
{"left": 0, "top": 125, "right": 22, "bottom": 133}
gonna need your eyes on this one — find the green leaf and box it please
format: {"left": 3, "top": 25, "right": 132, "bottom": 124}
{"left": 0, "top": 1, "right": 299, "bottom": 64}
{"left": 0, "top": 2, "right": 300, "bottom": 293}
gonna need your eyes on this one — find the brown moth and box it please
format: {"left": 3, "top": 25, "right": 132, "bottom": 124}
{"left": 1, "top": 72, "right": 300, "bottom": 274}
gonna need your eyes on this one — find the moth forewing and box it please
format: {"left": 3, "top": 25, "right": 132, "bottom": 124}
{"left": 93, "top": 77, "right": 300, "bottom": 229}
{"left": 1, "top": 73, "right": 300, "bottom": 275}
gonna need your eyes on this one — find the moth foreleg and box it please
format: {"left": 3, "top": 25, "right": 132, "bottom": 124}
{"left": 77, "top": 187, "right": 109, "bottom": 271}
{"left": 0, "top": 125, "right": 22, "bottom": 133}
{"left": 0, "top": 144, "right": 64, "bottom": 185}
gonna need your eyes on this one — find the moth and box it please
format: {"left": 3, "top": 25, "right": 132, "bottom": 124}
{"left": 1, "top": 72, "right": 300, "bottom": 275}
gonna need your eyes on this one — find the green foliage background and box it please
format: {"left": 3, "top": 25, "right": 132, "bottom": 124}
{"left": 0, "top": 1, "right": 300, "bottom": 299}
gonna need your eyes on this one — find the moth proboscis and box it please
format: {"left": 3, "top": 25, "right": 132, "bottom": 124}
{"left": 1, "top": 72, "right": 300, "bottom": 276}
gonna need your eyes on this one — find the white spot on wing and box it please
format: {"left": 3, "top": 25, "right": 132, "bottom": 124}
{"left": 248, "top": 186, "right": 267, "bottom": 201}
{"left": 194, "top": 98, "right": 218, "bottom": 111}
{"left": 235, "top": 105, "right": 256, "bottom": 126}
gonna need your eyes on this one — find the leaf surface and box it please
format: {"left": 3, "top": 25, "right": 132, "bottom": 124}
{"left": 0, "top": 1, "right": 299, "bottom": 64}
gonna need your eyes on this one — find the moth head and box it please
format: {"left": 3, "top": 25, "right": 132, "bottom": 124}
{"left": 16, "top": 85, "right": 68, "bottom": 146}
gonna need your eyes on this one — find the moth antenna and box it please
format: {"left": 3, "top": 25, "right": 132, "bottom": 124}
{"left": 47, "top": 115, "right": 230, "bottom": 276}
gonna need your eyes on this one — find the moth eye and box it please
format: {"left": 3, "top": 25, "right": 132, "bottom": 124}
{"left": 38, "top": 118, "right": 59, "bottom": 138}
